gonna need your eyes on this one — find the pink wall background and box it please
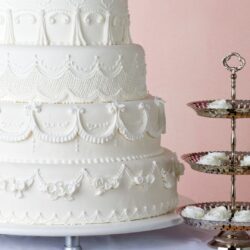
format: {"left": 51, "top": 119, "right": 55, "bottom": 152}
{"left": 129, "top": 0, "right": 250, "bottom": 202}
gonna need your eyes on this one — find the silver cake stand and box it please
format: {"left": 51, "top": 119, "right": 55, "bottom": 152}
{"left": 179, "top": 52, "right": 250, "bottom": 250}
{"left": 0, "top": 196, "right": 191, "bottom": 250}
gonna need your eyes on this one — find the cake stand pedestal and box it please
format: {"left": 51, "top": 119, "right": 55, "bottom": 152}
{"left": 0, "top": 196, "right": 191, "bottom": 250}
{"left": 65, "top": 236, "right": 82, "bottom": 250}
{"left": 62, "top": 212, "right": 182, "bottom": 250}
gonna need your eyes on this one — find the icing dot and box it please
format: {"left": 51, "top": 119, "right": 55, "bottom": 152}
{"left": 63, "top": 16, "right": 71, "bottom": 24}
{"left": 49, "top": 18, "right": 56, "bottom": 24}
{"left": 84, "top": 16, "right": 91, "bottom": 25}
{"left": 96, "top": 15, "right": 105, "bottom": 24}
{"left": 15, "top": 17, "right": 20, "bottom": 24}
{"left": 79, "top": 108, "right": 85, "bottom": 114}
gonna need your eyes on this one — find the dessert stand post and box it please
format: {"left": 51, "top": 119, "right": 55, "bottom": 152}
{"left": 178, "top": 52, "right": 250, "bottom": 250}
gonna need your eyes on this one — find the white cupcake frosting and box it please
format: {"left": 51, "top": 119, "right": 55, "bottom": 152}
{"left": 198, "top": 152, "right": 227, "bottom": 166}
{"left": 233, "top": 210, "right": 250, "bottom": 222}
{"left": 182, "top": 205, "right": 231, "bottom": 222}
{"left": 240, "top": 155, "right": 250, "bottom": 167}
{"left": 183, "top": 205, "right": 250, "bottom": 223}
{"left": 208, "top": 100, "right": 232, "bottom": 109}
{"left": 203, "top": 206, "right": 231, "bottom": 222}
{"left": 181, "top": 206, "right": 205, "bottom": 219}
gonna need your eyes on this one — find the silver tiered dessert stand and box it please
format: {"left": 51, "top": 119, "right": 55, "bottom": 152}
{"left": 179, "top": 52, "right": 250, "bottom": 250}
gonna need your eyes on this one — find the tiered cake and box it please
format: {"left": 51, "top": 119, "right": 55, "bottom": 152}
{"left": 0, "top": 0, "right": 184, "bottom": 225}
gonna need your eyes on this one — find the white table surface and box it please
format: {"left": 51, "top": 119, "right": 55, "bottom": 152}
{"left": 0, "top": 224, "right": 216, "bottom": 250}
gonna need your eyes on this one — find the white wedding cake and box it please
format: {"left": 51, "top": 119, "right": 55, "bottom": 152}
{"left": 0, "top": 0, "right": 184, "bottom": 225}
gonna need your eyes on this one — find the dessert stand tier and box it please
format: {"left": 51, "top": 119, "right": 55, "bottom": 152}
{"left": 178, "top": 202, "right": 250, "bottom": 250}
{"left": 0, "top": 196, "right": 191, "bottom": 250}
{"left": 178, "top": 202, "right": 250, "bottom": 231}
{"left": 188, "top": 100, "right": 250, "bottom": 119}
{"left": 182, "top": 151, "right": 250, "bottom": 175}
{"left": 178, "top": 52, "right": 250, "bottom": 250}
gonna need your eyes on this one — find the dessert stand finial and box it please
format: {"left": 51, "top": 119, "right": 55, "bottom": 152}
{"left": 179, "top": 53, "right": 250, "bottom": 250}
{"left": 223, "top": 52, "right": 246, "bottom": 74}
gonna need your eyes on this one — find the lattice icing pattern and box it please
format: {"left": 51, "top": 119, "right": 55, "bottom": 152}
{"left": 0, "top": 45, "right": 147, "bottom": 103}
{"left": 0, "top": 0, "right": 131, "bottom": 46}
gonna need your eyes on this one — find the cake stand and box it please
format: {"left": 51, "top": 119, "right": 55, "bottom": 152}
{"left": 179, "top": 52, "right": 250, "bottom": 250}
{"left": 0, "top": 196, "right": 190, "bottom": 250}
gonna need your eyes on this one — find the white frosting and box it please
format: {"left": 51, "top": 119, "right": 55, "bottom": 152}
{"left": 181, "top": 206, "right": 205, "bottom": 219}
{"left": 0, "top": 151, "right": 184, "bottom": 225}
{"left": 203, "top": 206, "right": 231, "bottom": 222}
{"left": 182, "top": 206, "right": 232, "bottom": 222}
{"left": 0, "top": 98, "right": 185, "bottom": 225}
{"left": 0, "top": 45, "right": 147, "bottom": 103}
{"left": 240, "top": 155, "right": 250, "bottom": 166}
{"left": 208, "top": 100, "right": 232, "bottom": 109}
{"left": 0, "top": 0, "right": 185, "bottom": 226}
{"left": 233, "top": 210, "right": 250, "bottom": 222}
{"left": 198, "top": 152, "right": 227, "bottom": 166}
{"left": 0, "top": 0, "right": 131, "bottom": 46}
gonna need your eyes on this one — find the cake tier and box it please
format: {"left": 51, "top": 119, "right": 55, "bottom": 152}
{"left": 0, "top": 45, "right": 147, "bottom": 103}
{"left": 0, "top": 150, "right": 184, "bottom": 225}
{"left": 0, "top": 0, "right": 131, "bottom": 46}
{"left": 0, "top": 97, "right": 165, "bottom": 163}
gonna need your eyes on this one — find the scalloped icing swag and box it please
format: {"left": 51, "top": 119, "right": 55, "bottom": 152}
{"left": 0, "top": 99, "right": 166, "bottom": 144}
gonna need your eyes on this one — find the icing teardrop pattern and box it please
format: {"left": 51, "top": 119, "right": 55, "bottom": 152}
{"left": 0, "top": 0, "right": 131, "bottom": 46}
